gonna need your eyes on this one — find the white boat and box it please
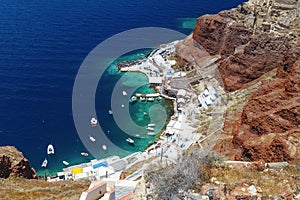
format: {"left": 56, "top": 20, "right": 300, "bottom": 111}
{"left": 108, "top": 110, "right": 113, "bottom": 115}
{"left": 41, "top": 158, "right": 48, "bottom": 167}
{"left": 147, "top": 132, "right": 156, "bottom": 136}
{"left": 47, "top": 144, "right": 54, "bottom": 155}
{"left": 143, "top": 112, "right": 148, "bottom": 116}
{"left": 148, "top": 123, "right": 156, "bottom": 127}
{"left": 89, "top": 136, "right": 96, "bottom": 142}
{"left": 122, "top": 91, "right": 127, "bottom": 96}
{"left": 102, "top": 145, "right": 107, "bottom": 151}
{"left": 90, "top": 117, "right": 98, "bottom": 127}
{"left": 130, "top": 96, "right": 137, "bottom": 102}
{"left": 81, "top": 152, "right": 89, "bottom": 157}
{"left": 140, "top": 97, "right": 146, "bottom": 101}
{"left": 126, "top": 138, "right": 134, "bottom": 144}
{"left": 146, "top": 127, "right": 154, "bottom": 131}
{"left": 147, "top": 97, "right": 155, "bottom": 102}
{"left": 63, "top": 160, "right": 69, "bottom": 166}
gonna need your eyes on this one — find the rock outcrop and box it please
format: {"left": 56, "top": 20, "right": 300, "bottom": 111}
{"left": 218, "top": 34, "right": 290, "bottom": 91}
{"left": 175, "top": 0, "right": 300, "bottom": 162}
{"left": 177, "top": 0, "right": 299, "bottom": 91}
{"left": 0, "top": 146, "right": 38, "bottom": 179}
{"left": 232, "top": 47, "right": 300, "bottom": 162}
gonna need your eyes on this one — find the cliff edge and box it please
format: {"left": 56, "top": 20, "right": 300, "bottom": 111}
{"left": 0, "top": 146, "right": 38, "bottom": 179}
{"left": 176, "top": 0, "right": 300, "bottom": 162}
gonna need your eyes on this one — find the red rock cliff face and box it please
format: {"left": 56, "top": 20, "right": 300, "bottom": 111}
{"left": 193, "top": 15, "right": 253, "bottom": 58}
{"left": 218, "top": 34, "right": 290, "bottom": 91}
{"left": 192, "top": 14, "right": 291, "bottom": 91}
{"left": 0, "top": 146, "right": 38, "bottom": 179}
{"left": 232, "top": 48, "right": 300, "bottom": 162}
{"left": 176, "top": 0, "right": 300, "bottom": 162}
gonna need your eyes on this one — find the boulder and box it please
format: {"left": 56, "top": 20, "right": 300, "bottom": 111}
{"left": 0, "top": 146, "right": 37, "bottom": 179}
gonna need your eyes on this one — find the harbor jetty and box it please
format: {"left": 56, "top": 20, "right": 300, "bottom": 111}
{"left": 116, "top": 41, "right": 179, "bottom": 88}
{"left": 116, "top": 58, "right": 144, "bottom": 71}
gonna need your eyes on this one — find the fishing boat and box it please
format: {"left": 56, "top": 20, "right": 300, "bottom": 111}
{"left": 129, "top": 96, "right": 137, "bottom": 103}
{"left": 108, "top": 109, "right": 113, "bottom": 115}
{"left": 90, "top": 117, "right": 98, "bottom": 127}
{"left": 147, "top": 132, "right": 156, "bottom": 136}
{"left": 81, "top": 152, "right": 89, "bottom": 157}
{"left": 89, "top": 136, "right": 96, "bottom": 142}
{"left": 148, "top": 123, "right": 155, "bottom": 127}
{"left": 63, "top": 161, "right": 69, "bottom": 166}
{"left": 126, "top": 138, "right": 134, "bottom": 144}
{"left": 102, "top": 145, "right": 107, "bottom": 151}
{"left": 147, "top": 97, "right": 155, "bottom": 102}
{"left": 146, "top": 127, "right": 154, "bottom": 131}
{"left": 47, "top": 144, "right": 54, "bottom": 155}
{"left": 41, "top": 158, "right": 48, "bottom": 167}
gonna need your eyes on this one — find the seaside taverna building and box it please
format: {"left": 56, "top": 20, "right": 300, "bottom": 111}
{"left": 197, "top": 85, "right": 220, "bottom": 110}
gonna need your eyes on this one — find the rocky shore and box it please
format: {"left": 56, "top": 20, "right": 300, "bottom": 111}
{"left": 0, "top": 146, "right": 37, "bottom": 179}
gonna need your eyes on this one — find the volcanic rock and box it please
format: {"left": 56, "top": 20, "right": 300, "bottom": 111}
{"left": 176, "top": 0, "right": 299, "bottom": 91}
{"left": 175, "top": 0, "right": 300, "bottom": 163}
{"left": 0, "top": 146, "right": 37, "bottom": 179}
{"left": 231, "top": 47, "right": 300, "bottom": 162}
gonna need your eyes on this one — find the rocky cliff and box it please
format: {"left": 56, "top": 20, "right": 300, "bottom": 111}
{"left": 177, "top": 0, "right": 299, "bottom": 91}
{"left": 0, "top": 146, "right": 38, "bottom": 179}
{"left": 176, "top": 0, "right": 300, "bottom": 162}
{"left": 231, "top": 47, "right": 300, "bottom": 162}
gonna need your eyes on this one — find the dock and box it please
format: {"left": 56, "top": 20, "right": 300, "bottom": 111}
{"left": 135, "top": 93, "right": 160, "bottom": 97}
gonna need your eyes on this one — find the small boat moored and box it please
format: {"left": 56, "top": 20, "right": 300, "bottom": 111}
{"left": 41, "top": 158, "right": 48, "bottom": 167}
{"left": 129, "top": 96, "right": 137, "bottom": 103}
{"left": 89, "top": 136, "right": 96, "bottom": 142}
{"left": 81, "top": 152, "right": 89, "bottom": 157}
{"left": 146, "top": 127, "right": 154, "bottom": 131}
{"left": 147, "top": 132, "right": 156, "bottom": 136}
{"left": 147, "top": 97, "right": 155, "bottom": 102}
{"left": 63, "top": 160, "right": 69, "bottom": 166}
{"left": 148, "top": 123, "right": 155, "bottom": 127}
{"left": 102, "top": 145, "right": 107, "bottom": 151}
{"left": 47, "top": 144, "right": 54, "bottom": 155}
{"left": 108, "top": 109, "right": 113, "bottom": 115}
{"left": 126, "top": 138, "right": 135, "bottom": 144}
{"left": 122, "top": 91, "right": 127, "bottom": 96}
{"left": 90, "top": 117, "right": 98, "bottom": 127}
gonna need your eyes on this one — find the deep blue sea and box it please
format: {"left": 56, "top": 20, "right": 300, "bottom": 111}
{"left": 0, "top": 0, "right": 246, "bottom": 175}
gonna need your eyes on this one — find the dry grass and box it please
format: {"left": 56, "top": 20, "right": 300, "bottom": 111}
{"left": 209, "top": 165, "right": 300, "bottom": 196}
{"left": 0, "top": 178, "right": 91, "bottom": 200}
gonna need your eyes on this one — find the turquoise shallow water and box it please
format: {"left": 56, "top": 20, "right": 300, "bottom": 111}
{"left": 96, "top": 50, "right": 174, "bottom": 152}
{"left": 178, "top": 18, "right": 197, "bottom": 30}
{"left": 38, "top": 50, "right": 174, "bottom": 175}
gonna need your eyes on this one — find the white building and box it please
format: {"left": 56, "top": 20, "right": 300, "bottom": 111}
{"left": 198, "top": 86, "right": 220, "bottom": 110}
